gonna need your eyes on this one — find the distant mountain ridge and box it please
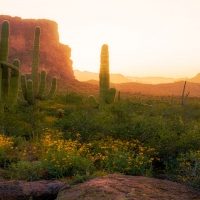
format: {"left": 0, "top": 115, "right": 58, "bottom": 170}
{"left": 74, "top": 70, "right": 132, "bottom": 83}
{"left": 74, "top": 70, "right": 191, "bottom": 84}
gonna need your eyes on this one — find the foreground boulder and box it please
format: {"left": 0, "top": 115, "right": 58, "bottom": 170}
{"left": 0, "top": 180, "right": 68, "bottom": 200}
{"left": 56, "top": 174, "right": 200, "bottom": 200}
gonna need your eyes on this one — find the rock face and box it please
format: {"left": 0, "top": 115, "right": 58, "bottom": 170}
{"left": 0, "top": 15, "right": 75, "bottom": 84}
{"left": 56, "top": 174, "right": 200, "bottom": 200}
{"left": 0, "top": 180, "right": 69, "bottom": 200}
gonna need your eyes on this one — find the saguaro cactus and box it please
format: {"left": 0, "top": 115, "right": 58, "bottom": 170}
{"left": 181, "top": 81, "right": 190, "bottom": 106}
{"left": 0, "top": 20, "right": 20, "bottom": 110}
{"left": 88, "top": 44, "right": 116, "bottom": 109}
{"left": 18, "top": 26, "right": 57, "bottom": 106}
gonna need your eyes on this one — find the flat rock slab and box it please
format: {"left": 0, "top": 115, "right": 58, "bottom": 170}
{"left": 56, "top": 174, "right": 200, "bottom": 200}
{"left": 0, "top": 180, "right": 69, "bottom": 200}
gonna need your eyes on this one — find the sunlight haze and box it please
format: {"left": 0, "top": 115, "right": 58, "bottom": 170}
{"left": 1, "top": 0, "right": 200, "bottom": 78}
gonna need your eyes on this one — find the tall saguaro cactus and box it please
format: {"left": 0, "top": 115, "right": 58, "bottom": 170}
{"left": 88, "top": 44, "right": 116, "bottom": 109}
{"left": 31, "top": 26, "right": 40, "bottom": 96}
{"left": 0, "top": 20, "right": 20, "bottom": 110}
{"left": 18, "top": 26, "right": 57, "bottom": 106}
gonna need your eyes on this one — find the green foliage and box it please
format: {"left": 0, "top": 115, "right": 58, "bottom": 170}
{"left": 41, "top": 149, "right": 94, "bottom": 178}
{"left": 65, "top": 91, "right": 84, "bottom": 104}
{"left": 2, "top": 90, "right": 200, "bottom": 188}
{"left": 176, "top": 150, "right": 200, "bottom": 188}
{"left": 9, "top": 161, "right": 44, "bottom": 181}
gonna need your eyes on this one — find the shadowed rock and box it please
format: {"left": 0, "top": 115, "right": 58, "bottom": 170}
{"left": 0, "top": 180, "right": 69, "bottom": 200}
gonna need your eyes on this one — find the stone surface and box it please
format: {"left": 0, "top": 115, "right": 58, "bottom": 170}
{"left": 0, "top": 180, "right": 69, "bottom": 200}
{"left": 56, "top": 174, "right": 200, "bottom": 200}
{"left": 0, "top": 15, "right": 75, "bottom": 84}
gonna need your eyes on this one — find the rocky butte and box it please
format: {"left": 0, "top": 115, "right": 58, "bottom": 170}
{"left": 0, "top": 15, "right": 75, "bottom": 85}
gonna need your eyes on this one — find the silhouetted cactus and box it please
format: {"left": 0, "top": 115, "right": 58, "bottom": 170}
{"left": 88, "top": 44, "right": 116, "bottom": 109}
{"left": 18, "top": 26, "right": 57, "bottom": 106}
{"left": 181, "top": 81, "right": 190, "bottom": 106}
{"left": 0, "top": 20, "right": 20, "bottom": 110}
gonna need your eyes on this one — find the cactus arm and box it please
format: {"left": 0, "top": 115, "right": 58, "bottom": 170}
{"left": 0, "top": 61, "right": 20, "bottom": 72}
{"left": 36, "top": 70, "right": 46, "bottom": 100}
{"left": 27, "top": 80, "right": 34, "bottom": 105}
{"left": 88, "top": 95, "right": 99, "bottom": 108}
{"left": 0, "top": 61, "right": 20, "bottom": 101}
{"left": 0, "top": 21, "right": 9, "bottom": 61}
{"left": 20, "top": 74, "right": 28, "bottom": 101}
{"left": 31, "top": 26, "right": 40, "bottom": 96}
{"left": 42, "top": 77, "right": 57, "bottom": 100}
{"left": 105, "top": 88, "right": 116, "bottom": 104}
{"left": 8, "top": 59, "right": 20, "bottom": 107}
{"left": 17, "top": 97, "right": 29, "bottom": 106}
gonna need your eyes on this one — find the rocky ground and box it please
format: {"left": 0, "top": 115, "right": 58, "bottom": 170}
{"left": 56, "top": 174, "right": 200, "bottom": 200}
{"left": 0, "top": 174, "right": 200, "bottom": 200}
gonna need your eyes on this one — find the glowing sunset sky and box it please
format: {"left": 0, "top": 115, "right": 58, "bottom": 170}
{"left": 1, "top": 0, "right": 200, "bottom": 78}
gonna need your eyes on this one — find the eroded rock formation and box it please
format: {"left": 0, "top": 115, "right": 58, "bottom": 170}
{"left": 0, "top": 15, "right": 75, "bottom": 84}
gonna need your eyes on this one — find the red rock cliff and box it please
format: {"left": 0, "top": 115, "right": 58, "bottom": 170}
{"left": 0, "top": 15, "right": 75, "bottom": 83}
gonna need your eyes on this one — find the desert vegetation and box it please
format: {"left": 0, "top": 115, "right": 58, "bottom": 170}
{"left": 1, "top": 91, "right": 200, "bottom": 189}
{"left": 0, "top": 19, "right": 200, "bottom": 191}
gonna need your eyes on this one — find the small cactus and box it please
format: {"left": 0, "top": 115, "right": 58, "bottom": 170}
{"left": 88, "top": 44, "right": 116, "bottom": 109}
{"left": 57, "top": 108, "right": 64, "bottom": 119}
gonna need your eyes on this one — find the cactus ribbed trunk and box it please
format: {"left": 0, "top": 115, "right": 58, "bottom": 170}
{"left": 99, "top": 44, "right": 109, "bottom": 110}
{"left": 36, "top": 70, "right": 46, "bottom": 99}
{"left": 8, "top": 59, "right": 20, "bottom": 107}
{"left": 88, "top": 44, "right": 116, "bottom": 109}
{"left": 0, "top": 68, "right": 2, "bottom": 102}
{"left": 0, "top": 20, "right": 20, "bottom": 110}
{"left": 31, "top": 26, "right": 40, "bottom": 96}
{"left": 0, "top": 21, "right": 9, "bottom": 100}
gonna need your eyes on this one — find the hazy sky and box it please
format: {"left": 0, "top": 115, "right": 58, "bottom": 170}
{"left": 1, "top": 0, "right": 200, "bottom": 78}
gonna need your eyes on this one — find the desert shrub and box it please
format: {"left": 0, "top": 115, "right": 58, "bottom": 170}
{"left": 65, "top": 92, "right": 85, "bottom": 104}
{"left": 0, "top": 134, "right": 15, "bottom": 167}
{"left": 78, "top": 137, "right": 156, "bottom": 176}
{"left": 40, "top": 133, "right": 94, "bottom": 178}
{"left": 9, "top": 161, "right": 44, "bottom": 181}
{"left": 176, "top": 150, "right": 200, "bottom": 188}
{"left": 41, "top": 150, "right": 94, "bottom": 178}
{"left": 55, "top": 109, "right": 114, "bottom": 141}
{"left": 39, "top": 133, "right": 156, "bottom": 177}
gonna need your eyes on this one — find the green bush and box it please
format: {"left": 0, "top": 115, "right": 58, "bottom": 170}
{"left": 9, "top": 161, "right": 44, "bottom": 181}
{"left": 41, "top": 150, "right": 94, "bottom": 178}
